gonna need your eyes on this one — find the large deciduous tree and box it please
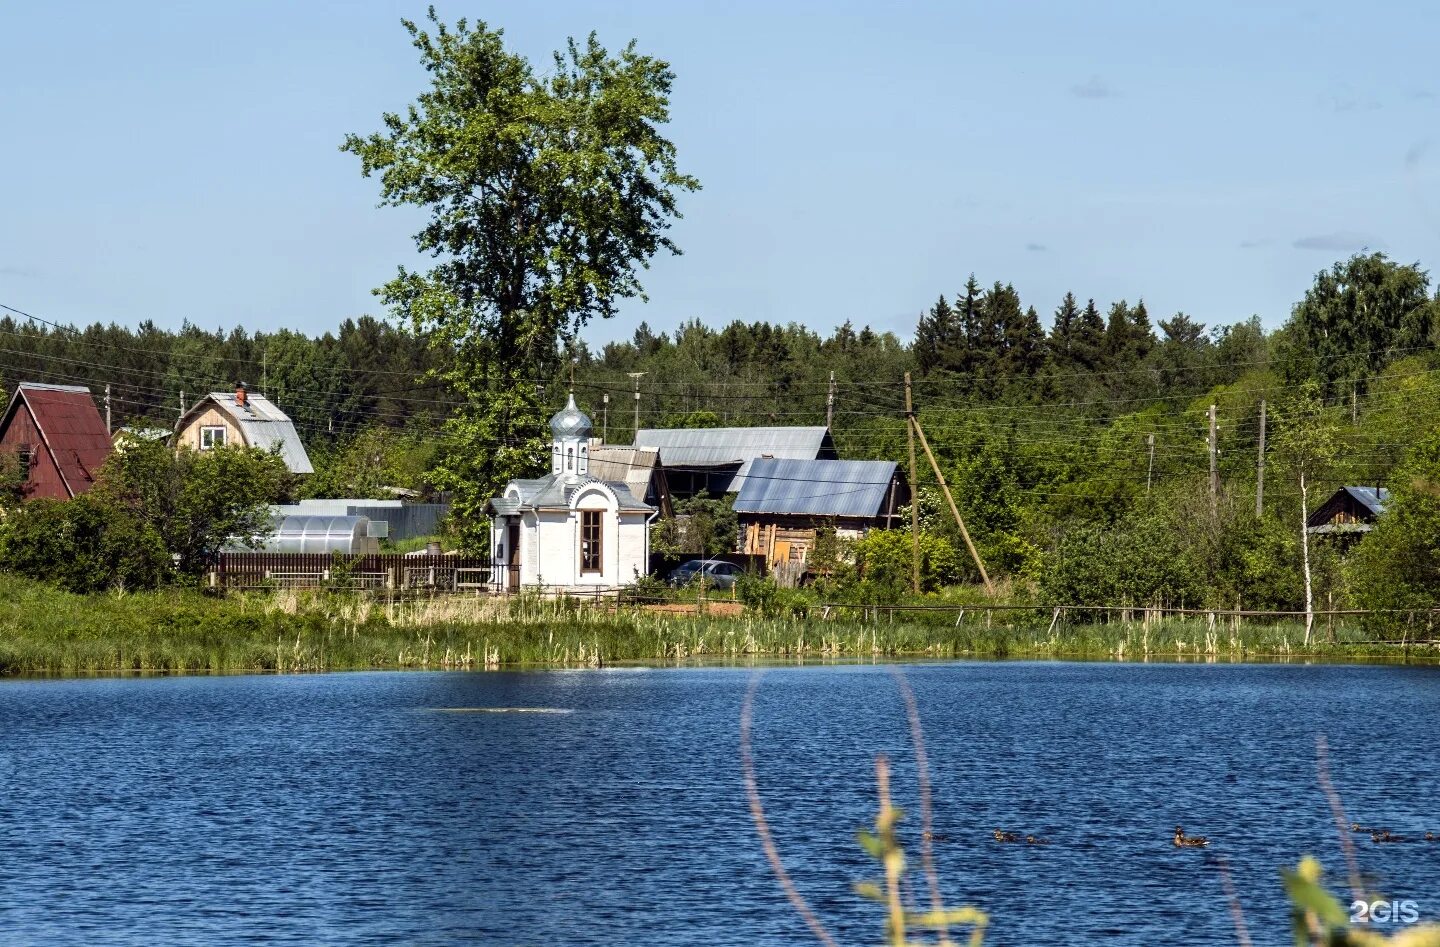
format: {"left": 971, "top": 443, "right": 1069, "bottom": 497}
{"left": 1284, "top": 252, "right": 1437, "bottom": 396}
{"left": 343, "top": 11, "right": 699, "bottom": 548}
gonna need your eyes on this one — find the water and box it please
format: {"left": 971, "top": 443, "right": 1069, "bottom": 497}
{"left": 1, "top": 662, "right": 1437, "bottom": 946}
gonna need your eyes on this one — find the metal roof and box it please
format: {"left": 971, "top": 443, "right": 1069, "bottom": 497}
{"left": 182, "top": 392, "right": 314, "bottom": 474}
{"left": 487, "top": 473, "right": 652, "bottom": 516}
{"left": 1341, "top": 486, "right": 1389, "bottom": 516}
{"left": 634, "top": 426, "right": 836, "bottom": 493}
{"left": 733, "top": 458, "right": 898, "bottom": 518}
{"left": 587, "top": 446, "right": 665, "bottom": 505}
{"left": 2, "top": 383, "right": 113, "bottom": 497}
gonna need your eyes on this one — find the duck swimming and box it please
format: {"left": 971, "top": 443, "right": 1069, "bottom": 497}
{"left": 992, "top": 830, "right": 1019, "bottom": 843}
{"left": 1174, "top": 826, "right": 1209, "bottom": 848}
{"left": 1025, "top": 834, "right": 1050, "bottom": 845}
{"left": 922, "top": 830, "right": 950, "bottom": 843}
{"left": 1351, "top": 822, "right": 1376, "bottom": 833}
{"left": 1371, "top": 830, "right": 1406, "bottom": 843}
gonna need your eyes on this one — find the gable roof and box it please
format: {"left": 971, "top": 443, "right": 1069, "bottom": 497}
{"left": 1306, "top": 485, "right": 1390, "bottom": 531}
{"left": 734, "top": 458, "right": 899, "bottom": 518}
{"left": 179, "top": 392, "right": 313, "bottom": 474}
{"left": 634, "top": 426, "right": 836, "bottom": 493}
{"left": 587, "top": 445, "right": 671, "bottom": 515}
{"left": 0, "top": 383, "right": 112, "bottom": 497}
{"left": 486, "top": 473, "right": 653, "bottom": 516}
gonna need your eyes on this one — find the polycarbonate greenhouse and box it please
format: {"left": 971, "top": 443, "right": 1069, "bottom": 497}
{"left": 264, "top": 515, "right": 378, "bottom": 555}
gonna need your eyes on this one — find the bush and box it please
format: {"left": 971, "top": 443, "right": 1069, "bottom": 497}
{"left": 0, "top": 494, "right": 171, "bottom": 593}
{"left": 850, "top": 529, "right": 961, "bottom": 594}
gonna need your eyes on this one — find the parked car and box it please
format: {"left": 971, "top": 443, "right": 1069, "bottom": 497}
{"left": 666, "top": 559, "right": 744, "bottom": 590}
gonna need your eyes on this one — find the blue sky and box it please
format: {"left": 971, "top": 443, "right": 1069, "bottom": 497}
{"left": 2, "top": 1, "right": 1436, "bottom": 347}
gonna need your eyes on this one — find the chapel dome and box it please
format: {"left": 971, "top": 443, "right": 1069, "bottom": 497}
{"left": 549, "top": 393, "right": 592, "bottom": 439}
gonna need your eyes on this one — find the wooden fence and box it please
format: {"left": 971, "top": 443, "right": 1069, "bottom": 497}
{"left": 213, "top": 553, "right": 492, "bottom": 591}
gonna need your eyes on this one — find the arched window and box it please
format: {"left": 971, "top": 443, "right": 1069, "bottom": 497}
{"left": 566, "top": 446, "right": 575, "bottom": 471}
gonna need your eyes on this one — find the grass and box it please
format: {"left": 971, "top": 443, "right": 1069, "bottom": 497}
{"left": 0, "top": 574, "right": 1434, "bottom": 675}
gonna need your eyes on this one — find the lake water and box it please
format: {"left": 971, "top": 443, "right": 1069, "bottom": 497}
{"left": 1, "top": 662, "right": 1437, "bottom": 945}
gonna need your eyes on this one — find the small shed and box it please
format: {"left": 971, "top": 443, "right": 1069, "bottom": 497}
{"left": 0, "top": 382, "right": 113, "bottom": 500}
{"left": 734, "top": 458, "right": 908, "bottom": 568}
{"left": 633, "top": 426, "right": 837, "bottom": 498}
{"left": 1306, "top": 486, "right": 1389, "bottom": 537}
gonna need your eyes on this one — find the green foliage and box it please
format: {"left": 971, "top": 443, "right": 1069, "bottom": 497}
{"left": 343, "top": 11, "right": 698, "bottom": 547}
{"left": 1282, "top": 252, "right": 1438, "bottom": 396}
{"left": 0, "top": 495, "right": 170, "bottom": 593}
{"left": 851, "top": 529, "right": 961, "bottom": 595}
{"left": 736, "top": 574, "right": 810, "bottom": 618}
{"left": 1349, "top": 429, "right": 1440, "bottom": 619}
{"left": 651, "top": 492, "right": 737, "bottom": 559}
{"left": 303, "top": 424, "right": 436, "bottom": 500}
{"left": 97, "top": 440, "right": 289, "bottom": 576}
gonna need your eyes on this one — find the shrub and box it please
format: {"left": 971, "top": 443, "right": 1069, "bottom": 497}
{"left": 0, "top": 494, "right": 171, "bottom": 593}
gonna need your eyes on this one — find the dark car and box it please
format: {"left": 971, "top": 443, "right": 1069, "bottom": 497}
{"left": 666, "top": 559, "right": 744, "bottom": 590}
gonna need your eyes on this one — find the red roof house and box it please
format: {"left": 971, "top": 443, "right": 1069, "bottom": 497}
{"left": 0, "top": 383, "right": 113, "bottom": 499}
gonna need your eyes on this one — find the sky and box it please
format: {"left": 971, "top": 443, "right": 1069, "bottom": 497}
{"left": 2, "top": 1, "right": 1438, "bottom": 349}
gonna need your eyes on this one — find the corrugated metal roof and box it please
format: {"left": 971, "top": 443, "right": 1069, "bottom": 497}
{"left": 587, "top": 446, "right": 662, "bottom": 501}
{"left": 734, "top": 458, "right": 898, "bottom": 518}
{"left": 1342, "top": 486, "right": 1389, "bottom": 516}
{"left": 634, "top": 426, "right": 836, "bottom": 493}
{"left": 185, "top": 392, "right": 314, "bottom": 474}
{"left": 9, "top": 383, "right": 113, "bottom": 496}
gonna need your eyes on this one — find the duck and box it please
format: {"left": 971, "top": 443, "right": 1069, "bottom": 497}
{"left": 1174, "top": 826, "right": 1209, "bottom": 848}
{"left": 992, "top": 829, "right": 1019, "bottom": 843}
{"left": 1025, "top": 834, "right": 1050, "bottom": 845}
{"left": 921, "top": 830, "right": 950, "bottom": 843}
{"left": 1351, "top": 822, "right": 1376, "bottom": 833}
{"left": 1371, "top": 830, "right": 1406, "bottom": 843}
{"left": 1426, "top": 831, "right": 1437, "bottom": 842}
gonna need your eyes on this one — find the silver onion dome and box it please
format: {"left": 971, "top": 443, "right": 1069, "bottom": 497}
{"left": 549, "top": 393, "right": 592, "bottom": 439}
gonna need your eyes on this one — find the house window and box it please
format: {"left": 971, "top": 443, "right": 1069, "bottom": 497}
{"left": 580, "top": 510, "right": 602, "bottom": 574}
{"left": 200, "top": 426, "right": 227, "bottom": 450}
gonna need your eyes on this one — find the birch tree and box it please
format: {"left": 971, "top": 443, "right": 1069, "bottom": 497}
{"left": 1272, "top": 385, "right": 1338, "bottom": 644}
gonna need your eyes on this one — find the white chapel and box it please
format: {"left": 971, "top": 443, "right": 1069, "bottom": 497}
{"left": 486, "top": 394, "right": 657, "bottom": 593}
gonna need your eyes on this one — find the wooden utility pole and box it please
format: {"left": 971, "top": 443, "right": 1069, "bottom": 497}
{"left": 825, "top": 371, "right": 835, "bottom": 430}
{"left": 1351, "top": 385, "right": 1357, "bottom": 424}
{"left": 903, "top": 373, "right": 921, "bottom": 595}
{"left": 602, "top": 393, "right": 609, "bottom": 442}
{"left": 628, "top": 372, "right": 645, "bottom": 438}
{"left": 1145, "top": 433, "right": 1155, "bottom": 495}
{"left": 1208, "top": 403, "right": 1219, "bottom": 517}
{"left": 178, "top": 390, "right": 185, "bottom": 425}
{"left": 104, "top": 383, "right": 112, "bottom": 434}
{"left": 910, "top": 411, "right": 995, "bottom": 595}
{"left": 1255, "top": 399, "right": 1267, "bottom": 517}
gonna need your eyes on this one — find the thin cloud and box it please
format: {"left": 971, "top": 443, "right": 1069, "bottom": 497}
{"left": 1292, "top": 232, "right": 1379, "bottom": 252}
{"left": 1239, "top": 239, "right": 1271, "bottom": 249}
{"left": 1070, "top": 75, "right": 1118, "bottom": 100}
{"left": 0, "top": 264, "right": 39, "bottom": 279}
{"left": 1026, "top": 242, "right": 1048, "bottom": 252}
{"left": 1330, "top": 96, "right": 1381, "bottom": 113}
{"left": 1405, "top": 140, "right": 1431, "bottom": 170}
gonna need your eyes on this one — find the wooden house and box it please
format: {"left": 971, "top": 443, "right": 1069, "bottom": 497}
{"left": 175, "top": 384, "right": 313, "bottom": 474}
{"left": 1306, "top": 486, "right": 1389, "bottom": 543}
{"left": 0, "top": 382, "right": 113, "bottom": 500}
{"left": 633, "top": 426, "right": 837, "bottom": 499}
{"left": 735, "top": 458, "right": 908, "bottom": 570}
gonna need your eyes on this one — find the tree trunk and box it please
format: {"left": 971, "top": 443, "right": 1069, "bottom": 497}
{"left": 1300, "top": 471, "right": 1314, "bottom": 646}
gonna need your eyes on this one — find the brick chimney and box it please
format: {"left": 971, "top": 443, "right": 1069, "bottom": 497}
{"left": 235, "top": 382, "right": 248, "bottom": 408}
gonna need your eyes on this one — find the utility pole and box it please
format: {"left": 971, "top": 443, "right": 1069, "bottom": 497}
{"left": 825, "top": 371, "right": 835, "bottom": 430}
{"left": 1208, "top": 403, "right": 1219, "bottom": 518}
{"left": 104, "top": 383, "right": 112, "bottom": 434}
{"left": 262, "top": 349, "right": 268, "bottom": 398}
{"left": 178, "top": 390, "right": 185, "bottom": 425}
{"left": 912, "top": 412, "right": 995, "bottom": 595}
{"left": 1351, "top": 384, "right": 1357, "bottom": 424}
{"left": 903, "top": 373, "right": 921, "bottom": 595}
{"left": 1256, "top": 399, "right": 1267, "bottom": 518}
{"left": 1146, "top": 433, "right": 1155, "bottom": 495}
{"left": 602, "top": 393, "right": 609, "bottom": 443}
{"left": 627, "top": 372, "right": 646, "bottom": 439}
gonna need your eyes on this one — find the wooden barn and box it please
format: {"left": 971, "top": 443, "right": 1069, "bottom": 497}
{"left": 734, "top": 458, "right": 908, "bottom": 573}
{"left": 0, "top": 382, "right": 113, "bottom": 500}
{"left": 1306, "top": 486, "right": 1389, "bottom": 543}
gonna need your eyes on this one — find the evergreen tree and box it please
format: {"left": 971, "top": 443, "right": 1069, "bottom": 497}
{"left": 1072, "top": 298, "right": 1107, "bottom": 372}
{"left": 914, "top": 296, "right": 955, "bottom": 376}
{"left": 1050, "top": 292, "right": 1081, "bottom": 368}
